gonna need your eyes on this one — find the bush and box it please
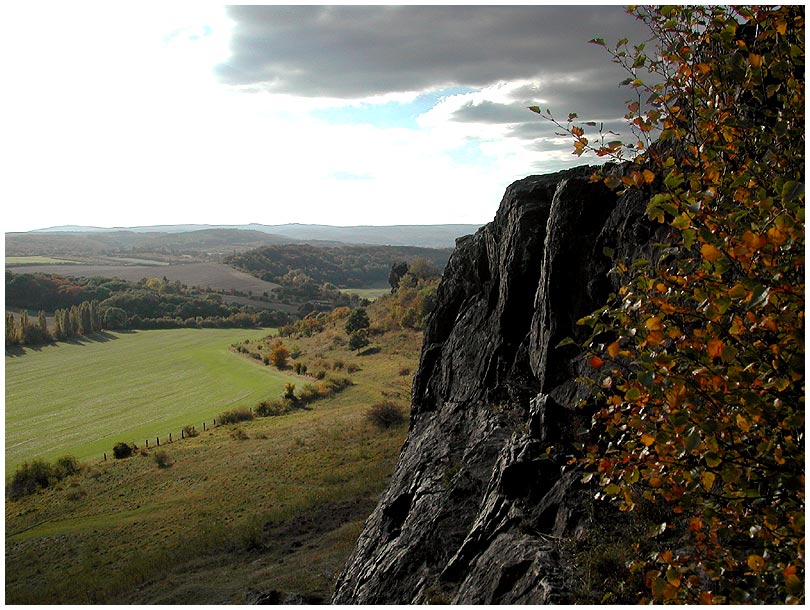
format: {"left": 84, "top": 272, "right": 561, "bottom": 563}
{"left": 230, "top": 427, "right": 249, "bottom": 441}
{"left": 7, "top": 455, "right": 81, "bottom": 499}
{"left": 112, "top": 442, "right": 134, "bottom": 459}
{"left": 366, "top": 401, "right": 406, "bottom": 429}
{"left": 217, "top": 408, "right": 254, "bottom": 425}
{"left": 152, "top": 450, "right": 172, "bottom": 468}
{"left": 182, "top": 425, "right": 199, "bottom": 438}
{"left": 255, "top": 399, "right": 292, "bottom": 417}
{"left": 398, "top": 366, "right": 411, "bottom": 376}
{"left": 346, "top": 363, "right": 361, "bottom": 374}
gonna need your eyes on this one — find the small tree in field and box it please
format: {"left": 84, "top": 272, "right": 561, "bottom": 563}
{"left": 344, "top": 308, "right": 370, "bottom": 335}
{"left": 348, "top": 329, "right": 370, "bottom": 352}
{"left": 269, "top": 341, "right": 290, "bottom": 369}
{"left": 535, "top": 5, "right": 803, "bottom": 604}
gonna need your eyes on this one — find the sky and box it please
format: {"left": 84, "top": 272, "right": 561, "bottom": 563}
{"left": 2, "top": 3, "right": 652, "bottom": 233}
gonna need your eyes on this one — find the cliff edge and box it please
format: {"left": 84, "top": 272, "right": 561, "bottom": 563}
{"left": 333, "top": 166, "right": 660, "bottom": 603}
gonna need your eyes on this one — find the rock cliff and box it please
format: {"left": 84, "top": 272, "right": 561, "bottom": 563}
{"left": 333, "top": 166, "right": 661, "bottom": 604}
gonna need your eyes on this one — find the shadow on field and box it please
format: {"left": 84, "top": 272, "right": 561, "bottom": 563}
{"left": 6, "top": 331, "right": 122, "bottom": 357}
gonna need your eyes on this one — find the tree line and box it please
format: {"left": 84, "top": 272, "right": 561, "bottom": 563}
{"left": 5, "top": 271, "right": 294, "bottom": 348}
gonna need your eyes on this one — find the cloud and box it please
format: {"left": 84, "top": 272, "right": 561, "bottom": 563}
{"left": 217, "top": 6, "right": 650, "bottom": 99}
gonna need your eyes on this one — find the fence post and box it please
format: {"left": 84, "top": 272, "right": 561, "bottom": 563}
{"left": 169, "top": 432, "right": 172, "bottom": 443}
{"left": 157, "top": 436, "right": 160, "bottom": 446}
{"left": 181, "top": 429, "right": 185, "bottom": 439}
{"left": 146, "top": 439, "right": 149, "bottom": 448}
{"left": 203, "top": 421, "right": 206, "bottom": 431}
{"left": 104, "top": 452, "right": 107, "bottom": 461}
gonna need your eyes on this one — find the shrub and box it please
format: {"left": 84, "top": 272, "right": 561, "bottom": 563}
{"left": 255, "top": 399, "right": 292, "bottom": 417}
{"left": 283, "top": 382, "right": 296, "bottom": 402}
{"left": 270, "top": 342, "right": 290, "bottom": 369}
{"left": 182, "top": 425, "right": 199, "bottom": 438}
{"left": 230, "top": 427, "right": 249, "bottom": 441}
{"left": 366, "top": 401, "right": 406, "bottom": 429}
{"left": 112, "top": 442, "right": 134, "bottom": 459}
{"left": 398, "top": 366, "right": 411, "bottom": 376}
{"left": 152, "top": 450, "right": 172, "bottom": 468}
{"left": 217, "top": 408, "right": 254, "bottom": 425}
{"left": 7, "top": 455, "right": 81, "bottom": 499}
{"left": 346, "top": 363, "right": 361, "bottom": 373}
{"left": 315, "top": 370, "right": 327, "bottom": 380}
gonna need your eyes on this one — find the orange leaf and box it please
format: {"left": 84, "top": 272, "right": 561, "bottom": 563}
{"left": 707, "top": 338, "right": 724, "bottom": 359}
{"left": 641, "top": 433, "right": 655, "bottom": 447}
{"left": 589, "top": 355, "right": 604, "bottom": 369}
{"left": 748, "top": 53, "right": 763, "bottom": 68}
{"left": 701, "top": 243, "right": 723, "bottom": 262}
{"left": 747, "top": 554, "right": 765, "bottom": 572}
{"left": 642, "top": 169, "right": 656, "bottom": 183}
{"left": 607, "top": 341, "right": 620, "bottom": 358}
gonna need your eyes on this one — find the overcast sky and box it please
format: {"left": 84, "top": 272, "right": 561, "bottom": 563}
{"left": 2, "top": 4, "right": 651, "bottom": 233}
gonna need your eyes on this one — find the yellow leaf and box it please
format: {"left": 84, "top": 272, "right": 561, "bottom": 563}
{"left": 607, "top": 341, "right": 620, "bottom": 358}
{"left": 776, "top": 21, "right": 787, "bottom": 35}
{"left": 747, "top": 554, "right": 765, "bottom": 572}
{"left": 645, "top": 316, "right": 663, "bottom": 331}
{"left": 701, "top": 243, "right": 723, "bottom": 262}
{"left": 736, "top": 413, "right": 751, "bottom": 433}
{"left": 701, "top": 471, "right": 715, "bottom": 492}
{"left": 641, "top": 433, "right": 655, "bottom": 447}
{"left": 748, "top": 53, "right": 763, "bottom": 68}
{"left": 642, "top": 169, "right": 656, "bottom": 183}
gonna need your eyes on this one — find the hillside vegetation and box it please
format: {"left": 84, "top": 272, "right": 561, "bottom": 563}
{"left": 6, "top": 287, "right": 423, "bottom": 603}
{"left": 226, "top": 243, "right": 451, "bottom": 288}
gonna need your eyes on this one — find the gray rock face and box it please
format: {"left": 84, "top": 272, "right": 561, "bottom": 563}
{"left": 333, "top": 166, "right": 659, "bottom": 604}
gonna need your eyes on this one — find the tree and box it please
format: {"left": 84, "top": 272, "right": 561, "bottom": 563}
{"left": 538, "top": 6, "right": 804, "bottom": 604}
{"left": 345, "top": 308, "right": 370, "bottom": 335}
{"left": 6, "top": 312, "right": 18, "bottom": 347}
{"left": 348, "top": 330, "right": 370, "bottom": 352}
{"left": 103, "top": 307, "right": 128, "bottom": 330}
{"left": 269, "top": 341, "right": 290, "bottom": 369}
{"left": 37, "top": 310, "right": 50, "bottom": 343}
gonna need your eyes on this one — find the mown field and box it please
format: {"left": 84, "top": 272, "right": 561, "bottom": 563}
{"left": 6, "top": 321, "right": 417, "bottom": 604}
{"left": 5, "top": 261, "right": 280, "bottom": 294}
{"left": 6, "top": 328, "right": 292, "bottom": 470}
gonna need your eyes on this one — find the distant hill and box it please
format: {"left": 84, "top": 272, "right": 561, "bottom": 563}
{"left": 29, "top": 223, "right": 482, "bottom": 249}
{"left": 227, "top": 243, "right": 452, "bottom": 288}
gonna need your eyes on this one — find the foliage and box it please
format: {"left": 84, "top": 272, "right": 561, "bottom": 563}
{"left": 182, "top": 425, "right": 199, "bottom": 438}
{"left": 365, "top": 401, "right": 407, "bottom": 429}
{"left": 538, "top": 6, "right": 804, "bottom": 604}
{"left": 269, "top": 341, "right": 291, "bottom": 369}
{"left": 112, "top": 443, "right": 134, "bottom": 459}
{"left": 152, "top": 450, "right": 172, "bottom": 468}
{"left": 217, "top": 408, "right": 254, "bottom": 425}
{"left": 345, "top": 308, "right": 370, "bottom": 334}
{"left": 225, "top": 243, "right": 450, "bottom": 288}
{"left": 348, "top": 330, "right": 370, "bottom": 351}
{"left": 7, "top": 456, "right": 81, "bottom": 499}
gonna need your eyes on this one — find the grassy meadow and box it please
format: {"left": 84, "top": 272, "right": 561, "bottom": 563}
{"left": 6, "top": 328, "right": 292, "bottom": 470}
{"left": 6, "top": 319, "right": 418, "bottom": 603}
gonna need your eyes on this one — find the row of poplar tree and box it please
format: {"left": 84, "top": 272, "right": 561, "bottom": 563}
{"left": 6, "top": 300, "right": 103, "bottom": 347}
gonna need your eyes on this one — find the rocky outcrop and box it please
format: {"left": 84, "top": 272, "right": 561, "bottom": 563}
{"left": 333, "top": 166, "right": 661, "bottom": 604}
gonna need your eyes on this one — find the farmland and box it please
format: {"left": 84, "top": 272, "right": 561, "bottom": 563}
{"left": 6, "top": 318, "right": 417, "bottom": 604}
{"left": 5, "top": 261, "right": 281, "bottom": 295}
{"left": 5, "top": 328, "right": 292, "bottom": 469}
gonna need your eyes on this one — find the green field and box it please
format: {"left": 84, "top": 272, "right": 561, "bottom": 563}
{"left": 5, "top": 256, "right": 80, "bottom": 265}
{"left": 339, "top": 287, "right": 390, "bottom": 300}
{"left": 5, "top": 328, "right": 295, "bottom": 469}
